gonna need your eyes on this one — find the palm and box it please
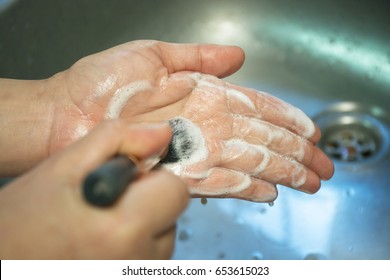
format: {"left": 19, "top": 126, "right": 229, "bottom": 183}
{"left": 48, "top": 42, "right": 179, "bottom": 152}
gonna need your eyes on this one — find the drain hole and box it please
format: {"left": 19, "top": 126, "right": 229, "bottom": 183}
{"left": 321, "top": 124, "right": 379, "bottom": 162}
{"left": 314, "top": 102, "right": 389, "bottom": 164}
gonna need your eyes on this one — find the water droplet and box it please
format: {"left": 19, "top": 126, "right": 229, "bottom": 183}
{"left": 218, "top": 252, "right": 226, "bottom": 259}
{"left": 348, "top": 245, "right": 354, "bottom": 252}
{"left": 268, "top": 202, "right": 274, "bottom": 207}
{"left": 201, "top": 197, "right": 208, "bottom": 205}
{"left": 178, "top": 228, "right": 193, "bottom": 241}
{"left": 345, "top": 188, "right": 355, "bottom": 197}
{"left": 259, "top": 207, "right": 267, "bottom": 214}
{"left": 251, "top": 251, "right": 264, "bottom": 260}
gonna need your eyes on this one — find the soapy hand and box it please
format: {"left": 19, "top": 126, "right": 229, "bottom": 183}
{"left": 48, "top": 40, "right": 245, "bottom": 152}
{"left": 160, "top": 73, "right": 334, "bottom": 202}
{"left": 46, "top": 40, "right": 333, "bottom": 202}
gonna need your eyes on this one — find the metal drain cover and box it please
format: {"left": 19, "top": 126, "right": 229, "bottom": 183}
{"left": 314, "top": 102, "right": 390, "bottom": 164}
{"left": 322, "top": 123, "right": 379, "bottom": 162}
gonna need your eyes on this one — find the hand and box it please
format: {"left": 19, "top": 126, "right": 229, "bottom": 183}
{"left": 2, "top": 40, "right": 333, "bottom": 203}
{"left": 0, "top": 40, "right": 244, "bottom": 176}
{"left": 161, "top": 73, "right": 334, "bottom": 202}
{"left": 47, "top": 40, "right": 333, "bottom": 202}
{"left": 0, "top": 121, "right": 189, "bottom": 259}
{"left": 48, "top": 40, "right": 245, "bottom": 152}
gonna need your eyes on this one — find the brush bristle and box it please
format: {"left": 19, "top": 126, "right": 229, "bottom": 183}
{"left": 160, "top": 118, "right": 195, "bottom": 164}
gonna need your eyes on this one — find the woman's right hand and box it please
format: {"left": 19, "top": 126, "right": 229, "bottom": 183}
{"left": 0, "top": 120, "right": 189, "bottom": 259}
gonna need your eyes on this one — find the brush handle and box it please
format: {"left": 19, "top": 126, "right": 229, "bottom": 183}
{"left": 83, "top": 155, "right": 138, "bottom": 207}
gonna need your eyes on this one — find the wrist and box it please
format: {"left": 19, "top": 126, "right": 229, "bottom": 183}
{"left": 0, "top": 77, "right": 56, "bottom": 176}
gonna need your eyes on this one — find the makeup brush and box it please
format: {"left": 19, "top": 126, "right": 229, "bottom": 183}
{"left": 83, "top": 118, "right": 194, "bottom": 207}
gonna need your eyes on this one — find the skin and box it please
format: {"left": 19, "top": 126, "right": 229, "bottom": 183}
{"left": 0, "top": 121, "right": 189, "bottom": 259}
{"left": 161, "top": 73, "right": 334, "bottom": 202}
{"left": 0, "top": 40, "right": 334, "bottom": 259}
{"left": 0, "top": 41, "right": 246, "bottom": 176}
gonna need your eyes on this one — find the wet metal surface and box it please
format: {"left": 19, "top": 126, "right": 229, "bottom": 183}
{"left": 315, "top": 102, "right": 390, "bottom": 164}
{"left": 1, "top": 0, "right": 389, "bottom": 259}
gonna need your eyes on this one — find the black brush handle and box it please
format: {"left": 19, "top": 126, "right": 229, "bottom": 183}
{"left": 82, "top": 118, "right": 189, "bottom": 207}
{"left": 83, "top": 155, "right": 138, "bottom": 207}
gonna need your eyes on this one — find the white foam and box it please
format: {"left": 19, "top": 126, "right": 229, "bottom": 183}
{"left": 253, "top": 145, "right": 271, "bottom": 174}
{"left": 291, "top": 164, "right": 307, "bottom": 188}
{"left": 223, "top": 138, "right": 307, "bottom": 188}
{"left": 105, "top": 80, "right": 152, "bottom": 119}
{"left": 226, "top": 88, "right": 256, "bottom": 111}
{"left": 245, "top": 118, "right": 306, "bottom": 161}
{"left": 196, "top": 78, "right": 256, "bottom": 112}
{"left": 280, "top": 101, "right": 316, "bottom": 139}
{"left": 294, "top": 137, "right": 307, "bottom": 161}
{"left": 224, "top": 139, "right": 271, "bottom": 175}
{"left": 188, "top": 173, "right": 252, "bottom": 196}
{"left": 228, "top": 173, "right": 252, "bottom": 193}
{"left": 190, "top": 72, "right": 315, "bottom": 138}
{"left": 244, "top": 117, "right": 274, "bottom": 145}
{"left": 164, "top": 117, "right": 209, "bottom": 177}
{"left": 236, "top": 86, "right": 315, "bottom": 139}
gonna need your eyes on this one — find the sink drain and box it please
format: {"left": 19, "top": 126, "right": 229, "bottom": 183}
{"left": 314, "top": 102, "right": 390, "bottom": 164}
{"left": 322, "top": 123, "right": 379, "bottom": 162}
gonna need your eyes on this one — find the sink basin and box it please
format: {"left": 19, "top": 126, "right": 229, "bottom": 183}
{"left": 1, "top": 0, "right": 389, "bottom": 259}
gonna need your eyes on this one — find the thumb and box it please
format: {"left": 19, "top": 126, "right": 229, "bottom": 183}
{"left": 53, "top": 120, "right": 172, "bottom": 181}
{"left": 154, "top": 41, "right": 246, "bottom": 78}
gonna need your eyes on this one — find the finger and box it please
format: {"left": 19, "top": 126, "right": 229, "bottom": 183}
{"left": 193, "top": 176, "right": 278, "bottom": 203}
{"left": 232, "top": 116, "right": 307, "bottom": 160}
{"left": 312, "top": 123, "right": 322, "bottom": 144}
{"left": 186, "top": 167, "right": 251, "bottom": 196}
{"left": 230, "top": 84, "right": 321, "bottom": 143}
{"left": 307, "top": 146, "right": 334, "bottom": 180}
{"left": 126, "top": 73, "right": 198, "bottom": 122}
{"left": 186, "top": 167, "right": 278, "bottom": 201}
{"left": 231, "top": 178, "right": 278, "bottom": 202}
{"left": 155, "top": 41, "right": 245, "bottom": 78}
{"left": 118, "top": 170, "right": 189, "bottom": 235}
{"left": 232, "top": 116, "right": 334, "bottom": 179}
{"left": 55, "top": 120, "right": 172, "bottom": 181}
{"left": 220, "top": 139, "right": 321, "bottom": 194}
{"left": 195, "top": 75, "right": 320, "bottom": 143}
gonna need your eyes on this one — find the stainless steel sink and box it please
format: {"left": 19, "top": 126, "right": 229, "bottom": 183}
{"left": 1, "top": 0, "right": 389, "bottom": 259}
